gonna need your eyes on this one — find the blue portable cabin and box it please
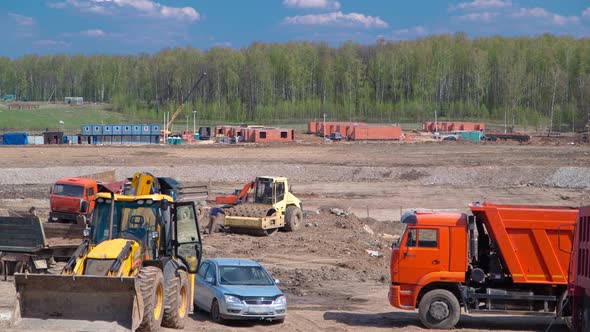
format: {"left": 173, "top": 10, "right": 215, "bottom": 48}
{"left": 91, "top": 125, "right": 103, "bottom": 136}
{"left": 81, "top": 125, "right": 92, "bottom": 136}
{"left": 2, "top": 132, "right": 28, "bottom": 145}
{"left": 103, "top": 125, "right": 113, "bottom": 136}
{"left": 131, "top": 125, "right": 142, "bottom": 135}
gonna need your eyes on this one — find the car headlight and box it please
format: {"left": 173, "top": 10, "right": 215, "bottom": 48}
{"left": 274, "top": 295, "right": 286, "bottom": 305}
{"left": 224, "top": 295, "right": 242, "bottom": 304}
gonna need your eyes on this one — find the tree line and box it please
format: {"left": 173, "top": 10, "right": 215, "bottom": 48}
{"left": 0, "top": 33, "right": 589, "bottom": 131}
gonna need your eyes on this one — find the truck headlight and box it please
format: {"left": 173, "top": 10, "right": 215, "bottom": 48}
{"left": 224, "top": 295, "right": 242, "bottom": 304}
{"left": 274, "top": 296, "right": 286, "bottom": 305}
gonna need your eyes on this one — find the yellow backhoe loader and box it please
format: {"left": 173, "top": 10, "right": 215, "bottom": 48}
{"left": 12, "top": 189, "right": 203, "bottom": 331}
{"left": 217, "top": 176, "right": 303, "bottom": 236}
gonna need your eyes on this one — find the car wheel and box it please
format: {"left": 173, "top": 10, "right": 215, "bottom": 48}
{"left": 210, "top": 299, "right": 222, "bottom": 323}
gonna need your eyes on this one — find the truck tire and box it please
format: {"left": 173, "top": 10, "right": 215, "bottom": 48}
{"left": 162, "top": 270, "right": 190, "bottom": 329}
{"left": 284, "top": 206, "right": 302, "bottom": 232}
{"left": 418, "top": 289, "right": 460, "bottom": 329}
{"left": 137, "top": 266, "right": 165, "bottom": 332}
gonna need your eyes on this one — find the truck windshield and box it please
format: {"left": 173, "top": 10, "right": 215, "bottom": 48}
{"left": 392, "top": 224, "right": 407, "bottom": 248}
{"left": 53, "top": 184, "right": 84, "bottom": 197}
{"left": 90, "top": 199, "right": 161, "bottom": 246}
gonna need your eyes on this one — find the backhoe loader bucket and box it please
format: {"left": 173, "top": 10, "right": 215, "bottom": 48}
{"left": 12, "top": 274, "right": 142, "bottom": 331}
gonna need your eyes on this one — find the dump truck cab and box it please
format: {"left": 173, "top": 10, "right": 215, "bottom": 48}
{"left": 49, "top": 177, "right": 97, "bottom": 223}
{"left": 390, "top": 202, "right": 578, "bottom": 329}
{"left": 390, "top": 211, "right": 468, "bottom": 310}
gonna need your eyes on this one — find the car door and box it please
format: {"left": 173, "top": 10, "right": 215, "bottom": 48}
{"left": 194, "top": 262, "right": 210, "bottom": 309}
{"left": 201, "top": 262, "right": 218, "bottom": 311}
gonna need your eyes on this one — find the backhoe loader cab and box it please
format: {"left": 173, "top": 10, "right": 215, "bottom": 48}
{"left": 13, "top": 193, "right": 203, "bottom": 332}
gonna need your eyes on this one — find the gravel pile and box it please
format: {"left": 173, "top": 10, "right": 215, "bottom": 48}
{"left": 1, "top": 164, "right": 589, "bottom": 189}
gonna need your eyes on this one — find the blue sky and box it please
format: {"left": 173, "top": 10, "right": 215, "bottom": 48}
{"left": 1, "top": 0, "right": 589, "bottom": 57}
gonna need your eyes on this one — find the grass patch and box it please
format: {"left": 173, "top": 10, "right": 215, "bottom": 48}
{"left": 0, "top": 103, "right": 163, "bottom": 133}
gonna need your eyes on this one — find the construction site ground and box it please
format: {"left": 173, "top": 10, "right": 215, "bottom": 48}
{"left": 0, "top": 134, "right": 588, "bottom": 331}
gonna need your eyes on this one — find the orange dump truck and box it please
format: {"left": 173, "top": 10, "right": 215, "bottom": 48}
{"left": 389, "top": 202, "right": 578, "bottom": 329}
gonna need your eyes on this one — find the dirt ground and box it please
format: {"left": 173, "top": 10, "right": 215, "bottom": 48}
{"left": 0, "top": 134, "right": 588, "bottom": 331}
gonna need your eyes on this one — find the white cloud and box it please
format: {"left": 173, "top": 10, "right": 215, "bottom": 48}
{"left": 283, "top": 0, "right": 340, "bottom": 10}
{"left": 513, "top": 7, "right": 580, "bottom": 26}
{"left": 451, "top": 0, "right": 511, "bottom": 11}
{"left": 457, "top": 12, "right": 498, "bottom": 22}
{"left": 283, "top": 11, "right": 388, "bottom": 28}
{"left": 81, "top": 29, "right": 106, "bottom": 37}
{"left": 34, "top": 40, "right": 71, "bottom": 47}
{"left": 391, "top": 26, "right": 428, "bottom": 37}
{"left": 48, "top": 0, "right": 200, "bottom": 21}
{"left": 583, "top": 7, "right": 590, "bottom": 18}
{"left": 8, "top": 13, "right": 34, "bottom": 27}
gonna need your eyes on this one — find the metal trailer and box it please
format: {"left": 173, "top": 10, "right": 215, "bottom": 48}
{"left": 0, "top": 211, "right": 78, "bottom": 278}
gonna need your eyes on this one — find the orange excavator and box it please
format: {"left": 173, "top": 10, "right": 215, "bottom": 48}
{"left": 214, "top": 181, "right": 255, "bottom": 205}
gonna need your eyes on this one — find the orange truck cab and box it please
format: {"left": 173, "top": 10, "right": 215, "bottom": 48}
{"left": 49, "top": 178, "right": 97, "bottom": 223}
{"left": 49, "top": 178, "right": 125, "bottom": 223}
{"left": 389, "top": 202, "right": 578, "bottom": 329}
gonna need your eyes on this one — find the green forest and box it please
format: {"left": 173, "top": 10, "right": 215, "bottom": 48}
{"left": 1, "top": 33, "right": 589, "bottom": 131}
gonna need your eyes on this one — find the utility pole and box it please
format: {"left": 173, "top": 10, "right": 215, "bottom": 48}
{"left": 193, "top": 111, "right": 197, "bottom": 134}
{"left": 323, "top": 113, "right": 327, "bottom": 141}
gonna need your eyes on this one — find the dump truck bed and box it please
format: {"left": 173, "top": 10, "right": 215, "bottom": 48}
{"left": 469, "top": 202, "right": 578, "bottom": 285}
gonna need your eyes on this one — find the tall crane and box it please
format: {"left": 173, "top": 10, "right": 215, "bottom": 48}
{"left": 165, "top": 72, "right": 207, "bottom": 136}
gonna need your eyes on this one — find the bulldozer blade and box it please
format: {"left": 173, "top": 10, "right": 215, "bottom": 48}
{"left": 12, "top": 273, "right": 142, "bottom": 331}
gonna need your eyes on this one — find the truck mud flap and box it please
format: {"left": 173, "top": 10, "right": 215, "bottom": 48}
{"left": 12, "top": 273, "right": 142, "bottom": 331}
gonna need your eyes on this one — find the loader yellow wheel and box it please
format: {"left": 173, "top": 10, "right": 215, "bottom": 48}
{"left": 162, "top": 270, "right": 190, "bottom": 328}
{"left": 137, "top": 266, "right": 165, "bottom": 332}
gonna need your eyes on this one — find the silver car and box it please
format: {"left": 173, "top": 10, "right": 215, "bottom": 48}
{"left": 194, "top": 258, "right": 287, "bottom": 323}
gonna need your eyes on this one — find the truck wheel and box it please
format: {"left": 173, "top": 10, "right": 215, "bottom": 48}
{"left": 418, "top": 289, "right": 460, "bottom": 329}
{"left": 162, "top": 270, "right": 190, "bottom": 328}
{"left": 137, "top": 266, "right": 165, "bottom": 332}
{"left": 284, "top": 206, "right": 302, "bottom": 232}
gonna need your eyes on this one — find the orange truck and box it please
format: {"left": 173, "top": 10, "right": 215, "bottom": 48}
{"left": 389, "top": 202, "right": 578, "bottom": 329}
{"left": 48, "top": 177, "right": 124, "bottom": 223}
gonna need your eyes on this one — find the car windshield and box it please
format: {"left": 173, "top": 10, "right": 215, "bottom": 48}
{"left": 53, "top": 184, "right": 84, "bottom": 197}
{"left": 219, "top": 265, "right": 274, "bottom": 286}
